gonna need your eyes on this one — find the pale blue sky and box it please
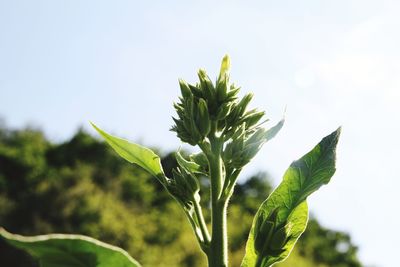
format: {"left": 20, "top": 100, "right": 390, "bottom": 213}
{"left": 1, "top": 1, "right": 399, "bottom": 266}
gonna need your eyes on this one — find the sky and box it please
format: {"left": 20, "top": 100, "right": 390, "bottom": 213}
{"left": 1, "top": 1, "right": 399, "bottom": 266}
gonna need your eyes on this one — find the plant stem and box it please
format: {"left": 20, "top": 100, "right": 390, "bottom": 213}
{"left": 207, "top": 133, "right": 228, "bottom": 267}
{"left": 208, "top": 197, "right": 228, "bottom": 267}
{"left": 194, "top": 199, "right": 211, "bottom": 246}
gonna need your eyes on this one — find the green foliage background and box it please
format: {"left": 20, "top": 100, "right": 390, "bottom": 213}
{"left": 0, "top": 125, "right": 361, "bottom": 267}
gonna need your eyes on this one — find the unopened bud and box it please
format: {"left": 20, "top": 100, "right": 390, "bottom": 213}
{"left": 190, "top": 152, "right": 209, "bottom": 173}
{"left": 197, "top": 98, "right": 211, "bottom": 137}
{"left": 216, "top": 75, "right": 228, "bottom": 102}
{"left": 255, "top": 220, "right": 274, "bottom": 253}
{"left": 269, "top": 224, "right": 290, "bottom": 251}
{"left": 172, "top": 168, "right": 200, "bottom": 201}
{"left": 223, "top": 141, "right": 234, "bottom": 163}
{"left": 231, "top": 123, "right": 246, "bottom": 140}
{"left": 236, "top": 93, "right": 253, "bottom": 117}
{"left": 189, "top": 84, "right": 203, "bottom": 98}
{"left": 179, "top": 79, "right": 192, "bottom": 98}
{"left": 225, "top": 86, "right": 240, "bottom": 101}
{"left": 198, "top": 69, "right": 215, "bottom": 104}
{"left": 186, "top": 97, "right": 201, "bottom": 144}
{"left": 185, "top": 172, "right": 200, "bottom": 193}
{"left": 218, "top": 55, "right": 231, "bottom": 82}
{"left": 176, "top": 151, "right": 201, "bottom": 174}
{"left": 266, "top": 208, "right": 279, "bottom": 224}
{"left": 216, "top": 102, "right": 231, "bottom": 120}
{"left": 243, "top": 110, "right": 265, "bottom": 128}
{"left": 232, "top": 136, "right": 245, "bottom": 155}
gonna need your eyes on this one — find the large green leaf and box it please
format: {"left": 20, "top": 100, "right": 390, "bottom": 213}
{"left": 0, "top": 228, "right": 141, "bottom": 267}
{"left": 241, "top": 128, "right": 341, "bottom": 267}
{"left": 91, "top": 122, "right": 165, "bottom": 183}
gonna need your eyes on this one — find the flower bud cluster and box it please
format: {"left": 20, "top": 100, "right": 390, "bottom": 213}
{"left": 171, "top": 56, "right": 265, "bottom": 147}
{"left": 254, "top": 208, "right": 292, "bottom": 258}
{"left": 223, "top": 126, "right": 268, "bottom": 173}
{"left": 189, "top": 152, "right": 209, "bottom": 174}
{"left": 164, "top": 151, "right": 206, "bottom": 208}
{"left": 168, "top": 166, "right": 200, "bottom": 208}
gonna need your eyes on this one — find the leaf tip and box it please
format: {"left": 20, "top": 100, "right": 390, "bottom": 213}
{"left": 89, "top": 122, "right": 106, "bottom": 138}
{"left": 322, "top": 126, "right": 342, "bottom": 147}
{"left": 330, "top": 126, "right": 342, "bottom": 146}
{"left": 336, "top": 126, "right": 342, "bottom": 136}
{"left": 89, "top": 121, "right": 99, "bottom": 131}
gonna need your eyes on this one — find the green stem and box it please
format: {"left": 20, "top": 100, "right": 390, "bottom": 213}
{"left": 194, "top": 200, "right": 211, "bottom": 246}
{"left": 182, "top": 207, "right": 205, "bottom": 251}
{"left": 208, "top": 197, "right": 228, "bottom": 267}
{"left": 207, "top": 132, "right": 228, "bottom": 267}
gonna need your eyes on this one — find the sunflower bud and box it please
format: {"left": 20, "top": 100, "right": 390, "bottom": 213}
{"left": 189, "top": 152, "right": 209, "bottom": 174}
{"left": 171, "top": 167, "right": 200, "bottom": 202}
{"left": 236, "top": 93, "right": 253, "bottom": 118}
{"left": 198, "top": 69, "right": 216, "bottom": 105}
{"left": 179, "top": 79, "right": 192, "bottom": 98}
{"left": 216, "top": 102, "right": 231, "bottom": 121}
{"left": 218, "top": 55, "right": 231, "bottom": 83}
{"left": 197, "top": 98, "right": 211, "bottom": 137}
{"left": 189, "top": 84, "right": 203, "bottom": 98}
{"left": 243, "top": 110, "right": 265, "bottom": 128}
{"left": 255, "top": 220, "right": 274, "bottom": 253}
{"left": 254, "top": 208, "right": 279, "bottom": 254}
{"left": 216, "top": 75, "right": 228, "bottom": 102}
{"left": 269, "top": 224, "right": 290, "bottom": 251}
{"left": 225, "top": 86, "right": 240, "bottom": 101}
{"left": 254, "top": 208, "right": 293, "bottom": 258}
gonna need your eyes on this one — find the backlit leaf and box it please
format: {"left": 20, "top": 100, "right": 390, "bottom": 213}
{"left": 176, "top": 150, "right": 202, "bottom": 173}
{"left": 241, "top": 128, "right": 341, "bottom": 267}
{"left": 91, "top": 122, "right": 165, "bottom": 183}
{"left": 0, "top": 228, "right": 141, "bottom": 267}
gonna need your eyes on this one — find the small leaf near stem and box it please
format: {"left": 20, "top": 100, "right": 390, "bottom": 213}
{"left": 91, "top": 122, "right": 166, "bottom": 184}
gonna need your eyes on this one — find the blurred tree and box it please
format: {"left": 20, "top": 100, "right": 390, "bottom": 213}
{"left": 0, "top": 124, "right": 361, "bottom": 267}
{"left": 296, "top": 218, "right": 361, "bottom": 267}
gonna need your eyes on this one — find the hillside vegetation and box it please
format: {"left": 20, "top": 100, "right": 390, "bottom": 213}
{"left": 0, "top": 125, "right": 361, "bottom": 267}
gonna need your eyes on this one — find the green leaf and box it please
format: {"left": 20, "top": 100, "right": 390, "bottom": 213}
{"left": 176, "top": 150, "right": 202, "bottom": 173}
{"left": 90, "top": 122, "right": 165, "bottom": 183}
{"left": 264, "top": 119, "right": 284, "bottom": 141}
{"left": 0, "top": 228, "right": 141, "bottom": 267}
{"left": 241, "top": 128, "right": 341, "bottom": 267}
